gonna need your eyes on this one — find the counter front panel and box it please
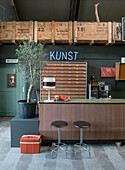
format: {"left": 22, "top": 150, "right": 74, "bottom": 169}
{"left": 39, "top": 100, "right": 125, "bottom": 141}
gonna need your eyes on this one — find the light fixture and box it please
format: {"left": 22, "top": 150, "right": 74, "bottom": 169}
{"left": 43, "top": 77, "right": 55, "bottom": 102}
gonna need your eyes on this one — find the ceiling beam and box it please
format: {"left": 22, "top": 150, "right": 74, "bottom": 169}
{"left": 69, "top": 0, "right": 74, "bottom": 21}
{"left": 69, "top": 0, "right": 80, "bottom": 21}
{"left": 74, "top": 0, "right": 80, "bottom": 21}
{"left": 12, "top": 0, "right": 19, "bottom": 21}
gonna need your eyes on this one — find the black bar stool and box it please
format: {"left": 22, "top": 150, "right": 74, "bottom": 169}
{"left": 73, "top": 121, "right": 91, "bottom": 159}
{"left": 51, "top": 120, "right": 68, "bottom": 158}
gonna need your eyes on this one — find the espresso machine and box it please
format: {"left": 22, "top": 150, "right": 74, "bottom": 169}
{"left": 98, "top": 82, "right": 111, "bottom": 99}
{"left": 89, "top": 80, "right": 111, "bottom": 99}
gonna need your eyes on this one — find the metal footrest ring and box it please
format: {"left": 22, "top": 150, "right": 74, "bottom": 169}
{"left": 51, "top": 142, "right": 68, "bottom": 159}
{"left": 73, "top": 143, "right": 91, "bottom": 159}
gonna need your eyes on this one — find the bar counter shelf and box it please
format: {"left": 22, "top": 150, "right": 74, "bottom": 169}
{"left": 39, "top": 99, "right": 125, "bottom": 104}
{"left": 39, "top": 99, "right": 125, "bottom": 142}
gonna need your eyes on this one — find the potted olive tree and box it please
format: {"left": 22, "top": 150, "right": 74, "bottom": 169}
{"left": 16, "top": 40, "right": 47, "bottom": 118}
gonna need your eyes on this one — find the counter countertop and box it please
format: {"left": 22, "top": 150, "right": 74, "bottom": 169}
{"left": 39, "top": 99, "right": 125, "bottom": 104}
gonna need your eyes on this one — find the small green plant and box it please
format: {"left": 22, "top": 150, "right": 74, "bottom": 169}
{"left": 15, "top": 40, "right": 47, "bottom": 103}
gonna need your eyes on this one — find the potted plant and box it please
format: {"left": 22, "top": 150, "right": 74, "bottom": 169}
{"left": 15, "top": 40, "right": 47, "bottom": 118}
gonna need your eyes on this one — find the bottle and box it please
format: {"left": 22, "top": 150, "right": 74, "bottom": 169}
{"left": 109, "top": 95, "right": 112, "bottom": 99}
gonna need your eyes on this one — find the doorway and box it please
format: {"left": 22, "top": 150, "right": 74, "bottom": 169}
{"left": 0, "top": 64, "right": 26, "bottom": 116}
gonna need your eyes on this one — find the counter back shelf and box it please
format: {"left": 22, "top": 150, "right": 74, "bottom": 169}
{"left": 41, "top": 62, "right": 87, "bottom": 100}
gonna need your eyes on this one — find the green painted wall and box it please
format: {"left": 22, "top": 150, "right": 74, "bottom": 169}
{"left": 0, "top": 44, "right": 125, "bottom": 99}
{"left": 0, "top": 64, "right": 26, "bottom": 116}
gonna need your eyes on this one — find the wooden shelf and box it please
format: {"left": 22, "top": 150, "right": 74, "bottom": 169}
{"left": 41, "top": 62, "right": 87, "bottom": 99}
{"left": 115, "top": 62, "right": 125, "bottom": 80}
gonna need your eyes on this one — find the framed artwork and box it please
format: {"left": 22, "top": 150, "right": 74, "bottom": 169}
{"left": 7, "top": 74, "right": 16, "bottom": 87}
{"left": 101, "top": 67, "right": 116, "bottom": 77}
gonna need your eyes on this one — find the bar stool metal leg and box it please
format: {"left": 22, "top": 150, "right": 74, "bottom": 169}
{"left": 80, "top": 128, "right": 83, "bottom": 144}
{"left": 58, "top": 128, "right": 61, "bottom": 144}
{"left": 73, "top": 128, "right": 91, "bottom": 159}
{"left": 51, "top": 128, "right": 68, "bottom": 159}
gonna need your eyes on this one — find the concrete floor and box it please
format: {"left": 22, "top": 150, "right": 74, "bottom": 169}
{"left": 1, "top": 117, "right": 125, "bottom": 170}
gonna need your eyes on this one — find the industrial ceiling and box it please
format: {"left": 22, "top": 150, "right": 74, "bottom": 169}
{"left": 13, "top": 0, "right": 125, "bottom": 22}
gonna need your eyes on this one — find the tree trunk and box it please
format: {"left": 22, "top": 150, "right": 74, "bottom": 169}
{"left": 27, "top": 84, "right": 33, "bottom": 103}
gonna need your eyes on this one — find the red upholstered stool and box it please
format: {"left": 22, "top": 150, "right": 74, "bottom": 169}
{"left": 20, "top": 135, "right": 41, "bottom": 154}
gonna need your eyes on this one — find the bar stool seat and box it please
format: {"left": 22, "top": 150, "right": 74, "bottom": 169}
{"left": 74, "top": 121, "right": 91, "bottom": 129}
{"left": 51, "top": 120, "right": 68, "bottom": 158}
{"left": 73, "top": 121, "right": 91, "bottom": 159}
{"left": 51, "top": 121, "right": 68, "bottom": 128}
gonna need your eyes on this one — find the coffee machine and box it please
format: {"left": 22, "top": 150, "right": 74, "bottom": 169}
{"left": 89, "top": 81, "right": 111, "bottom": 99}
{"left": 98, "top": 82, "right": 111, "bottom": 99}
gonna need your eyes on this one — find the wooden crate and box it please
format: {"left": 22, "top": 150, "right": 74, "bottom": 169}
{"left": 34, "top": 21, "right": 72, "bottom": 44}
{"left": 15, "top": 21, "right": 33, "bottom": 42}
{"left": 113, "top": 22, "right": 122, "bottom": 43}
{"left": 74, "top": 21, "right": 112, "bottom": 44}
{"left": 54, "top": 21, "right": 72, "bottom": 44}
{"left": 34, "top": 21, "right": 53, "bottom": 43}
{"left": 0, "top": 21, "right": 15, "bottom": 43}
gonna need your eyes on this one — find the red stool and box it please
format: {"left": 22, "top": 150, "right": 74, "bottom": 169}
{"left": 20, "top": 135, "right": 41, "bottom": 154}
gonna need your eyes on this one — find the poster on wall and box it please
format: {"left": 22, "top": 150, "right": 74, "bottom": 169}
{"left": 7, "top": 74, "right": 16, "bottom": 87}
{"left": 101, "top": 67, "right": 116, "bottom": 77}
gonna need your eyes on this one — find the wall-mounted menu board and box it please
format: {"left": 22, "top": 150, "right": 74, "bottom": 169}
{"left": 41, "top": 62, "right": 87, "bottom": 99}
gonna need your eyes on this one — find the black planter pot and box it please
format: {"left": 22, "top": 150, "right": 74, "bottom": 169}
{"left": 18, "top": 100, "right": 37, "bottom": 119}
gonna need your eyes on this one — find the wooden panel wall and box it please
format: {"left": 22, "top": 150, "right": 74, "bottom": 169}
{"left": 41, "top": 62, "right": 87, "bottom": 100}
{"left": 39, "top": 103, "right": 125, "bottom": 140}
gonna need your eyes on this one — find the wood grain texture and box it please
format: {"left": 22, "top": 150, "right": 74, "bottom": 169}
{"left": 115, "top": 63, "right": 125, "bottom": 80}
{"left": 34, "top": 21, "right": 72, "bottom": 44}
{"left": 15, "top": 21, "right": 33, "bottom": 41}
{"left": 41, "top": 63, "right": 87, "bottom": 99}
{"left": 0, "top": 21, "right": 16, "bottom": 42}
{"left": 39, "top": 103, "right": 125, "bottom": 140}
{"left": 74, "top": 22, "right": 112, "bottom": 44}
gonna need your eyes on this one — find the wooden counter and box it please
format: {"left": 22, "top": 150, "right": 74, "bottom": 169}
{"left": 39, "top": 99, "right": 125, "bottom": 141}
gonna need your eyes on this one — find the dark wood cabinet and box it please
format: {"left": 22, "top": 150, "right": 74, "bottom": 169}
{"left": 115, "top": 62, "right": 125, "bottom": 80}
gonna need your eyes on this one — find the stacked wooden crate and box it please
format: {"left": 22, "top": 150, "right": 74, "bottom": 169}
{"left": 0, "top": 21, "right": 33, "bottom": 43}
{"left": 41, "top": 62, "right": 87, "bottom": 99}
{"left": 34, "top": 21, "right": 53, "bottom": 44}
{"left": 34, "top": 21, "right": 72, "bottom": 44}
{"left": 0, "top": 21, "right": 15, "bottom": 43}
{"left": 74, "top": 21, "right": 112, "bottom": 45}
{"left": 54, "top": 22, "right": 72, "bottom": 44}
{"left": 0, "top": 20, "right": 125, "bottom": 45}
{"left": 14, "top": 21, "right": 33, "bottom": 42}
